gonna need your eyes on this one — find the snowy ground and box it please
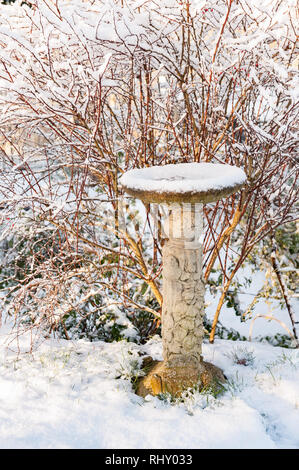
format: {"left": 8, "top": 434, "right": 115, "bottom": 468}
{"left": 0, "top": 324, "right": 298, "bottom": 449}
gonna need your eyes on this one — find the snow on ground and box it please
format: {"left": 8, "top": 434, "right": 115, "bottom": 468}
{"left": 0, "top": 324, "right": 298, "bottom": 449}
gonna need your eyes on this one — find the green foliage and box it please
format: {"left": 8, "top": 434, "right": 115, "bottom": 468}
{"left": 58, "top": 309, "right": 128, "bottom": 342}
{"left": 1, "top": 0, "right": 31, "bottom": 6}
{"left": 204, "top": 317, "right": 247, "bottom": 342}
{"left": 225, "top": 346, "right": 255, "bottom": 367}
{"left": 130, "top": 309, "right": 161, "bottom": 344}
{"left": 257, "top": 333, "right": 294, "bottom": 349}
{"left": 206, "top": 221, "right": 298, "bottom": 348}
{"left": 276, "top": 224, "right": 299, "bottom": 262}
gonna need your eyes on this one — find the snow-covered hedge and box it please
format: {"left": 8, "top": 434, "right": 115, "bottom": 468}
{"left": 0, "top": 0, "right": 297, "bottom": 343}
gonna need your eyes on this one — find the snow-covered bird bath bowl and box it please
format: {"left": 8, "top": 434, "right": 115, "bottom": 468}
{"left": 120, "top": 163, "right": 247, "bottom": 397}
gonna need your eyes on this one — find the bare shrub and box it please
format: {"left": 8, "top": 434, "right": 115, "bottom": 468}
{"left": 0, "top": 0, "right": 297, "bottom": 344}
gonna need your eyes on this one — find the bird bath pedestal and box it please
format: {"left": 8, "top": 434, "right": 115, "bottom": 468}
{"left": 120, "top": 163, "right": 246, "bottom": 397}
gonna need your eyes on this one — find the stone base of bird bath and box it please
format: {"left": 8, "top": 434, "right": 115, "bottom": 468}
{"left": 136, "top": 357, "right": 226, "bottom": 397}
{"left": 120, "top": 163, "right": 246, "bottom": 397}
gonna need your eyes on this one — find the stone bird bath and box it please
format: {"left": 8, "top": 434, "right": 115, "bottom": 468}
{"left": 120, "top": 163, "right": 247, "bottom": 397}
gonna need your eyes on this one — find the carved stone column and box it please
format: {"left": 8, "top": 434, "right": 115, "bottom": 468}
{"left": 136, "top": 203, "right": 225, "bottom": 397}
{"left": 162, "top": 204, "right": 204, "bottom": 369}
